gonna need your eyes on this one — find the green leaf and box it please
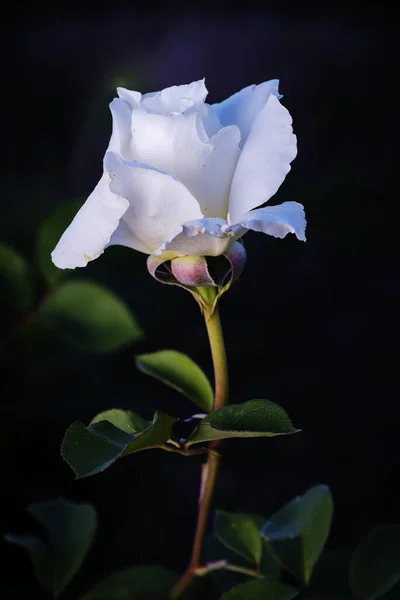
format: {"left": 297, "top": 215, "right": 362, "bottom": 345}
{"left": 204, "top": 530, "right": 282, "bottom": 593}
{"left": 261, "top": 485, "right": 334, "bottom": 584}
{"left": 61, "top": 410, "right": 178, "bottom": 478}
{"left": 136, "top": 350, "right": 213, "bottom": 412}
{"left": 204, "top": 534, "right": 251, "bottom": 592}
{"left": 186, "top": 400, "right": 298, "bottom": 446}
{"left": 90, "top": 409, "right": 149, "bottom": 434}
{"left": 79, "top": 565, "right": 179, "bottom": 599}
{"left": 5, "top": 498, "right": 97, "bottom": 597}
{"left": 220, "top": 579, "right": 298, "bottom": 599}
{"left": 4, "top": 533, "right": 51, "bottom": 591}
{"left": 0, "top": 242, "right": 33, "bottom": 311}
{"left": 36, "top": 280, "right": 142, "bottom": 352}
{"left": 215, "top": 511, "right": 263, "bottom": 566}
{"left": 36, "top": 199, "right": 84, "bottom": 283}
{"left": 260, "top": 539, "right": 284, "bottom": 581}
{"left": 349, "top": 524, "right": 400, "bottom": 598}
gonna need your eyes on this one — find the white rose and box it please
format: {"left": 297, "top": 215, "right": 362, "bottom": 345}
{"left": 52, "top": 79, "right": 305, "bottom": 272}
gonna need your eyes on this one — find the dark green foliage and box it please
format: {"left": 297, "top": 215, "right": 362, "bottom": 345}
{"left": 5, "top": 498, "right": 97, "bottom": 598}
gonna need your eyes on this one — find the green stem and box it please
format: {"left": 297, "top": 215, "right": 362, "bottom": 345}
{"left": 169, "top": 302, "right": 228, "bottom": 599}
{"left": 205, "top": 305, "right": 228, "bottom": 411}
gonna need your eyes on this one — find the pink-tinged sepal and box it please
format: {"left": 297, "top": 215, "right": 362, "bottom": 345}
{"left": 171, "top": 256, "right": 215, "bottom": 287}
{"left": 147, "top": 243, "right": 246, "bottom": 314}
{"left": 147, "top": 254, "right": 215, "bottom": 312}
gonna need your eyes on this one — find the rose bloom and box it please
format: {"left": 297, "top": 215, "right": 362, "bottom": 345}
{"left": 52, "top": 80, "right": 305, "bottom": 275}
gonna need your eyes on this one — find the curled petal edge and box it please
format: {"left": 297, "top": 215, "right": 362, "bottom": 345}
{"left": 221, "top": 240, "right": 246, "bottom": 287}
{"left": 211, "top": 241, "right": 247, "bottom": 312}
{"left": 227, "top": 202, "right": 306, "bottom": 242}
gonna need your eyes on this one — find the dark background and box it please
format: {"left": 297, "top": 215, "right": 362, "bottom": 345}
{"left": 2, "top": 1, "right": 398, "bottom": 598}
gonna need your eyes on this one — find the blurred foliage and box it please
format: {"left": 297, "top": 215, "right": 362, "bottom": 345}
{"left": 5, "top": 489, "right": 400, "bottom": 598}
{"left": 36, "top": 199, "right": 85, "bottom": 285}
{"left": 348, "top": 525, "right": 400, "bottom": 599}
{"left": 221, "top": 580, "right": 298, "bottom": 600}
{"left": 36, "top": 280, "right": 142, "bottom": 353}
{"left": 78, "top": 565, "right": 183, "bottom": 599}
{"left": 0, "top": 243, "right": 33, "bottom": 312}
{"left": 5, "top": 498, "right": 97, "bottom": 598}
{"left": 261, "top": 485, "right": 333, "bottom": 585}
{"left": 0, "top": 199, "right": 142, "bottom": 354}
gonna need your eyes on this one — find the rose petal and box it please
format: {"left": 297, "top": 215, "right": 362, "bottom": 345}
{"left": 51, "top": 94, "right": 143, "bottom": 269}
{"left": 130, "top": 109, "right": 240, "bottom": 219}
{"left": 141, "top": 79, "right": 208, "bottom": 115}
{"left": 116, "top": 87, "right": 142, "bottom": 110}
{"left": 51, "top": 172, "right": 129, "bottom": 269}
{"left": 107, "top": 219, "right": 150, "bottom": 254}
{"left": 153, "top": 218, "right": 233, "bottom": 258}
{"left": 105, "top": 152, "right": 203, "bottom": 254}
{"left": 228, "top": 202, "right": 306, "bottom": 241}
{"left": 213, "top": 79, "right": 280, "bottom": 147}
{"left": 109, "top": 98, "right": 134, "bottom": 159}
{"left": 228, "top": 94, "right": 297, "bottom": 223}
{"left": 198, "top": 104, "right": 222, "bottom": 137}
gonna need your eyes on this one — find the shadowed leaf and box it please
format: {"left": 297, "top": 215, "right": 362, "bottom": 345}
{"left": 261, "top": 485, "right": 333, "bottom": 584}
{"left": 79, "top": 565, "right": 193, "bottom": 599}
{"left": 215, "top": 511, "right": 263, "bottom": 566}
{"left": 220, "top": 579, "right": 298, "bottom": 599}
{"left": 5, "top": 498, "right": 97, "bottom": 597}
{"left": 349, "top": 524, "right": 400, "bottom": 598}
{"left": 136, "top": 350, "right": 214, "bottom": 412}
{"left": 36, "top": 199, "right": 84, "bottom": 283}
{"left": 205, "top": 529, "right": 282, "bottom": 593}
{"left": 36, "top": 280, "right": 142, "bottom": 352}
{"left": 0, "top": 242, "right": 33, "bottom": 311}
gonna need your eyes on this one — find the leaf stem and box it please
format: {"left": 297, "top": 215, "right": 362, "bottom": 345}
{"left": 194, "top": 559, "right": 264, "bottom": 579}
{"left": 159, "top": 444, "right": 208, "bottom": 457}
{"left": 169, "top": 302, "right": 228, "bottom": 598}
